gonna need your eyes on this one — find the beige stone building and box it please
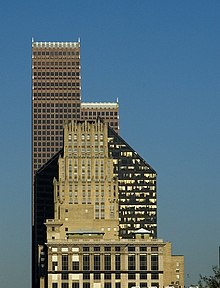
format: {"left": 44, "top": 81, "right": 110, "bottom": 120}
{"left": 40, "top": 120, "right": 184, "bottom": 288}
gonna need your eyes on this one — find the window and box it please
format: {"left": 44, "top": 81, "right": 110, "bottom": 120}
{"left": 128, "top": 273, "right": 135, "bottom": 279}
{"left": 62, "top": 255, "right": 68, "bottom": 270}
{"left": 115, "top": 254, "right": 121, "bottom": 270}
{"left": 94, "top": 254, "right": 100, "bottom": 270}
{"left": 115, "top": 283, "right": 121, "bottom": 288}
{"left": 140, "top": 254, "right": 147, "bottom": 270}
{"left": 128, "top": 246, "right": 135, "bottom": 252}
{"left": 52, "top": 284, "right": 58, "bottom": 288}
{"left": 104, "top": 254, "right": 111, "bottom": 270}
{"left": 61, "top": 273, "right": 68, "bottom": 280}
{"left": 83, "top": 284, "right": 90, "bottom": 288}
{"left": 83, "top": 273, "right": 90, "bottom": 280}
{"left": 72, "top": 283, "right": 79, "bottom": 288}
{"left": 115, "top": 273, "right": 121, "bottom": 279}
{"left": 104, "top": 246, "right": 111, "bottom": 252}
{"left": 128, "top": 255, "right": 136, "bottom": 270}
{"left": 104, "top": 284, "right": 111, "bottom": 288}
{"left": 94, "top": 273, "right": 101, "bottom": 280}
{"left": 72, "top": 261, "right": 79, "bottom": 270}
{"left": 94, "top": 246, "right": 100, "bottom": 252}
{"left": 83, "top": 254, "right": 90, "bottom": 271}
{"left": 151, "top": 273, "right": 159, "bottom": 279}
{"left": 104, "top": 273, "right": 111, "bottom": 280}
{"left": 83, "top": 247, "right": 90, "bottom": 252}
{"left": 140, "top": 273, "right": 147, "bottom": 279}
{"left": 151, "top": 255, "right": 158, "bottom": 271}
{"left": 62, "top": 284, "right": 69, "bottom": 288}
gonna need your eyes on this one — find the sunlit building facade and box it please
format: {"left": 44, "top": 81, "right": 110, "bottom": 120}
{"left": 36, "top": 120, "right": 183, "bottom": 288}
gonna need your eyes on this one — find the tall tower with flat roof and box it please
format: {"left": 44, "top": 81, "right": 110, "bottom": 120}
{"left": 32, "top": 41, "right": 81, "bottom": 175}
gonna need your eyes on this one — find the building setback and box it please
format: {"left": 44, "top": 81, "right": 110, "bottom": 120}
{"left": 36, "top": 120, "right": 183, "bottom": 288}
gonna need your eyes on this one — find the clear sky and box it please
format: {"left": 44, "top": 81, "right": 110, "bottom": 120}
{"left": 0, "top": 1, "right": 219, "bottom": 287}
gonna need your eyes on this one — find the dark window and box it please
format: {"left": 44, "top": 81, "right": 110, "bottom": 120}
{"left": 104, "top": 254, "right": 111, "bottom": 270}
{"left": 115, "top": 273, "right": 121, "bottom": 279}
{"left": 140, "top": 283, "right": 148, "bottom": 288}
{"left": 83, "top": 273, "right": 90, "bottom": 280}
{"left": 72, "top": 261, "right": 79, "bottom": 270}
{"left": 83, "top": 284, "right": 90, "bottom": 288}
{"left": 104, "top": 273, "right": 111, "bottom": 280}
{"left": 140, "top": 273, "right": 147, "bottom": 279}
{"left": 83, "top": 247, "right": 90, "bottom": 252}
{"left": 128, "top": 255, "right": 136, "bottom": 270}
{"left": 128, "top": 273, "right": 136, "bottom": 279}
{"left": 151, "top": 255, "right": 158, "bottom": 271}
{"left": 83, "top": 254, "right": 90, "bottom": 271}
{"left": 94, "top": 246, "right": 100, "bottom": 252}
{"left": 104, "top": 247, "right": 111, "bottom": 252}
{"left": 151, "top": 273, "right": 159, "bottom": 279}
{"left": 115, "top": 254, "right": 121, "bottom": 270}
{"left": 115, "top": 246, "right": 121, "bottom": 252}
{"left": 128, "top": 246, "right": 135, "bottom": 252}
{"left": 94, "top": 273, "right": 101, "bottom": 280}
{"left": 52, "top": 284, "right": 58, "bottom": 288}
{"left": 94, "top": 254, "right": 100, "bottom": 270}
{"left": 61, "top": 273, "right": 68, "bottom": 280}
{"left": 62, "top": 284, "right": 69, "bottom": 288}
{"left": 104, "top": 284, "right": 111, "bottom": 288}
{"left": 62, "top": 255, "right": 68, "bottom": 270}
{"left": 72, "top": 283, "right": 79, "bottom": 288}
{"left": 140, "top": 247, "right": 147, "bottom": 252}
{"left": 140, "top": 254, "right": 147, "bottom": 270}
{"left": 115, "top": 283, "right": 121, "bottom": 288}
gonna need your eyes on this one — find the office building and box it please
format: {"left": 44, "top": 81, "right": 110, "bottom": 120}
{"left": 81, "top": 102, "right": 119, "bottom": 133}
{"left": 36, "top": 120, "right": 183, "bottom": 288}
{"left": 32, "top": 40, "right": 119, "bottom": 177}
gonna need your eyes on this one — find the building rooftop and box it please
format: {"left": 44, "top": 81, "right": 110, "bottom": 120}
{"left": 81, "top": 102, "right": 118, "bottom": 109}
{"left": 32, "top": 40, "right": 80, "bottom": 48}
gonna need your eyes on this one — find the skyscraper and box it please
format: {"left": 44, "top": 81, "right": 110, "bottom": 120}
{"left": 32, "top": 40, "right": 119, "bottom": 177}
{"left": 33, "top": 120, "right": 158, "bottom": 287}
{"left": 35, "top": 120, "right": 184, "bottom": 288}
{"left": 32, "top": 40, "right": 119, "bottom": 287}
{"left": 32, "top": 41, "right": 81, "bottom": 175}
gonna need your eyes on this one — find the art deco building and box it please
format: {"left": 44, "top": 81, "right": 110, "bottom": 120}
{"left": 36, "top": 120, "right": 184, "bottom": 288}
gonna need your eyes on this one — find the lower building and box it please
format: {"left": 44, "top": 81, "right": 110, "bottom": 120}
{"left": 44, "top": 232, "right": 184, "bottom": 288}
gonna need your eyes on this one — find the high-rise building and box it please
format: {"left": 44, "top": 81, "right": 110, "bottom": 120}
{"left": 31, "top": 40, "right": 119, "bottom": 288}
{"left": 32, "top": 41, "right": 81, "bottom": 175}
{"left": 36, "top": 120, "right": 184, "bottom": 288}
{"left": 33, "top": 120, "right": 158, "bottom": 287}
{"left": 32, "top": 40, "right": 119, "bottom": 177}
{"left": 81, "top": 102, "right": 119, "bottom": 133}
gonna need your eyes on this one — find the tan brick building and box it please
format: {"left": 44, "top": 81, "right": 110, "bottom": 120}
{"left": 39, "top": 120, "right": 184, "bottom": 288}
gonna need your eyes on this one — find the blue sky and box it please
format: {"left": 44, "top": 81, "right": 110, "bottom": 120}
{"left": 0, "top": 1, "right": 220, "bottom": 287}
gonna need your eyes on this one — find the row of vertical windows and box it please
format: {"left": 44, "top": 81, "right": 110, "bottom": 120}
{"left": 33, "top": 51, "right": 79, "bottom": 56}
{"left": 56, "top": 254, "right": 158, "bottom": 271}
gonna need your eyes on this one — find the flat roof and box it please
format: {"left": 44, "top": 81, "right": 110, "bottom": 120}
{"left": 32, "top": 41, "right": 80, "bottom": 48}
{"left": 81, "top": 102, "right": 118, "bottom": 109}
